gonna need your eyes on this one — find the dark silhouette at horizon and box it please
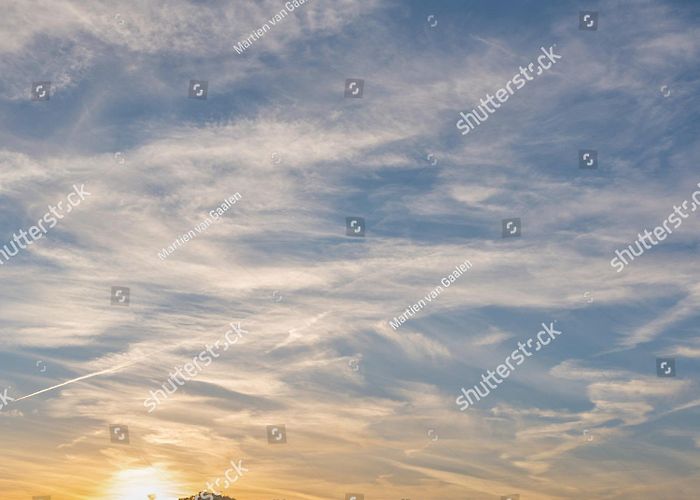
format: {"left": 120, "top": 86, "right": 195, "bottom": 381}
{"left": 178, "top": 493, "right": 236, "bottom": 500}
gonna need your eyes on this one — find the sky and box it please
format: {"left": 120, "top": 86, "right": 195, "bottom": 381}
{"left": 0, "top": 0, "right": 699, "bottom": 499}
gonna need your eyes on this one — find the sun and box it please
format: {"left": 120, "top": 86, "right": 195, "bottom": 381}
{"left": 106, "top": 466, "right": 179, "bottom": 500}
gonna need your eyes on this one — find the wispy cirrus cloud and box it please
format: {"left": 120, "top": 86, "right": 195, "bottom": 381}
{"left": 0, "top": 0, "right": 699, "bottom": 499}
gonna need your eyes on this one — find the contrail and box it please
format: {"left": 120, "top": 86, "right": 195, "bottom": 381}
{"left": 14, "top": 321, "right": 246, "bottom": 403}
{"left": 14, "top": 360, "right": 137, "bottom": 403}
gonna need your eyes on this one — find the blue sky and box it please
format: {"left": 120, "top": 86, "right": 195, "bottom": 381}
{"left": 0, "top": 0, "right": 699, "bottom": 499}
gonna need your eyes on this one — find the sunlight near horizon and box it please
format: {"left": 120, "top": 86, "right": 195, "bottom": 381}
{"left": 106, "top": 467, "right": 179, "bottom": 500}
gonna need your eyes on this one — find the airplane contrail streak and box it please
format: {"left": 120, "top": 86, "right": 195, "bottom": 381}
{"left": 14, "top": 361, "right": 135, "bottom": 403}
{"left": 13, "top": 322, "right": 245, "bottom": 403}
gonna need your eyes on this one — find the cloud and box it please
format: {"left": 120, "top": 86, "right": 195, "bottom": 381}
{"left": 1, "top": 0, "right": 700, "bottom": 498}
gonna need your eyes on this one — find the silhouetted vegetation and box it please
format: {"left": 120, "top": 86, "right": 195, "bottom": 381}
{"left": 179, "top": 493, "right": 236, "bottom": 500}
